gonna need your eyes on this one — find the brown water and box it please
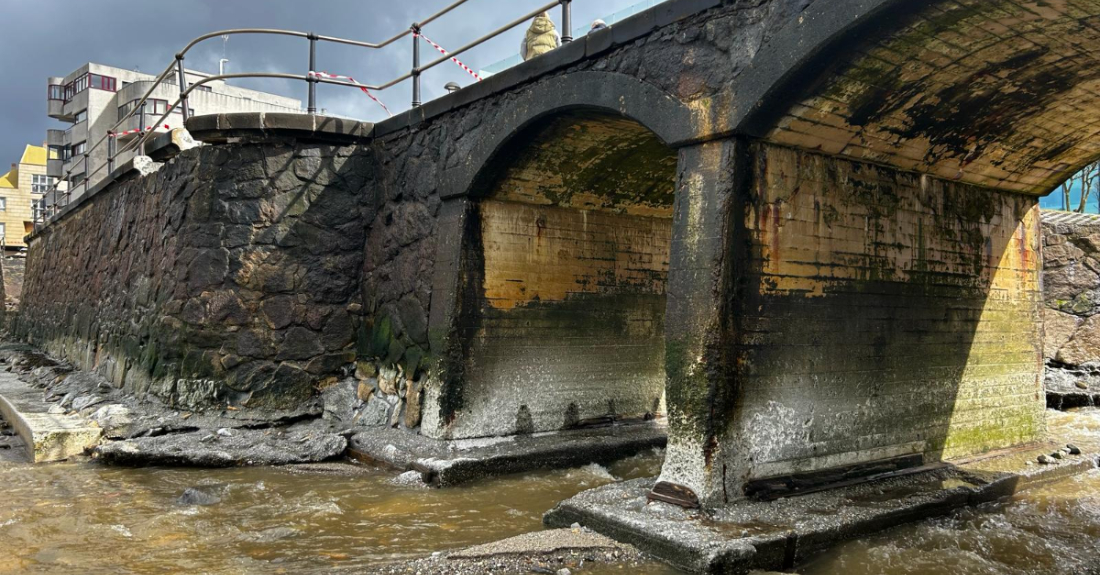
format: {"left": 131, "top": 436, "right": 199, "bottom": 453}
{"left": 3, "top": 411, "right": 1100, "bottom": 575}
{"left": 0, "top": 450, "right": 676, "bottom": 574}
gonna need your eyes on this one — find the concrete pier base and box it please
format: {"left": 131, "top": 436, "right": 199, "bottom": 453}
{"left": 348, "top": 422, "right": 666, "bottom": 486}
{"left": 545, "top": 419, "right": 1100, "bottom": 574}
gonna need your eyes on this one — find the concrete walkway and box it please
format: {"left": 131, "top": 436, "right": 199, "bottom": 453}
{"left": 0, "top": 370, "right": 101, "bottom": 463}
{"left": 546, "top": 414, "right": 1100, "bottom": 574}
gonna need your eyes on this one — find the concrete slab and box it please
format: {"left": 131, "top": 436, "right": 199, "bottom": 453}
{"left": 0, "top": 371, "right": 101, "bottom": 463}
{"left": 545, "top": 412, "right": 1100, "bottom": 574}
{"left": 348, "top": 422, "right": 666, "bottom": 487}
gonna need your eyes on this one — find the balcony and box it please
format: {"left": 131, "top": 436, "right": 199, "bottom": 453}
{"left": 47, "top": 99, "right": 73, "bottom": 121}
{"left": 46, "top": 129, "right": 68, "bottom": 146}
{"left": 46, "top": 159, "right": 64, "bottom": 178}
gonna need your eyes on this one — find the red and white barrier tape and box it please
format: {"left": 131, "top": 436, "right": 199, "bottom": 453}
{"left": 309, "top": 71, "right": 393, "bottom": 117}
{"left": 109, "top": 124, "right": 170, "bottom": 138}
{"left": 416, "top": 33, "right": 481, "bottom": 81}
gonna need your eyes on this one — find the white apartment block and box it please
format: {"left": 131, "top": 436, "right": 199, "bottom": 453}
{"left": 46, "top": 63, "right": 302, "bottom": 203}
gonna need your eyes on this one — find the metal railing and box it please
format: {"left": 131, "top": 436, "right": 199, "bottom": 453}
{"left": 36, "top": 0, "right": 574, "bottom": 229}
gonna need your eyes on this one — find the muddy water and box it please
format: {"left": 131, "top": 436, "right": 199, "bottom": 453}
{"left": 3, "top": 411, "right": 1100, "bottom": 575}
{"left": 0, "top": 451, "right": 674, "bottom": 574}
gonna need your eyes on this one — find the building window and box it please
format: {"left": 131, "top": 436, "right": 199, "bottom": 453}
{"left": 32, "top": 201, "right": 43, "bottom": 222}
{"left": 118, "top": 98, "right": 170, "bottom": 119}
{"left": 71, "top": 173, "right": 86, "bottom": 186}
{"left": 48, "top": 146, "right": 64, "bottom": 160}
{"left": 90, "top": 74, "right": 116, "bottom": 92}
{"left": 32, "top": 174, "right": 56, "bottom": 194}
{"left": 48, "top": 85, "right": 64, "bottom": 100}
{"left": 71, "top": 141, "right": 87, "bottom": 157}
{"left": 0, "top": 198, "right": 6, "bottom": 211}
{"left": 0, "top": 223, "right": 6, "bottom": 241}
{"left": 63, "top": 73, "right": 116, "bottom": 100}
{"left": 74, "top": 109, "right": 87, "bottom": 123}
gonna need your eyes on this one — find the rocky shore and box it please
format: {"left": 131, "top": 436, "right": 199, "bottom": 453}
{"left": 0, "top": 342, "right": 365, "bottom": 467}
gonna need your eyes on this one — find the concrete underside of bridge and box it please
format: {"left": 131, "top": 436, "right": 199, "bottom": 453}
{"left": 15, "top": 0, "right": 1099, "bottom": 555}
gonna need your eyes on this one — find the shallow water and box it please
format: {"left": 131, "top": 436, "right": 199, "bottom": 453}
{"left": 0, "top": 449, "right": 674, "bottom": 574}
{"left": 800, "top": 410, "right": 1100, "bottom": 575}
{"left": 3, "top": 411, "right": 1100, "bottom": 574}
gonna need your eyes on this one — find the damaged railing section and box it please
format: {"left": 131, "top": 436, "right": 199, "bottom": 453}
{"left": 34, "top": 0, "right": 575, "bottom": 230}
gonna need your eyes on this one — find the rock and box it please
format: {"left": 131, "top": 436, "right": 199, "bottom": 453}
{"left": 1038, "top": 454, "right": 1055, "bottom": 465}
{"left": 355, "top": 360, "right": 377, "bottom": 381}
{"left": 404, "top": 379, "right": 423, "bottom": 428}
{"left": 217, "top": 428, "right": 233, "bottom": 437}
{"left": 1044, "top": 308, "right": 1082, "bottom": 359}
{"left": 1050, "top": 451, "right": 1064, "bottom": 460}
{"left": 393, "top": 470, "right": 428, "bottom": 487}
{"left": 354, "top": 395, "right": 391, "bottom": 427}
{"left": 378, "top": 367, "right": 398, "bottom": 395}
{"left": 1057, "top": 315, "right": 1100, "bottom": 366}
{"left": 47, "top": 404, "right": 66, "bottom": 415}
{"left": 357, "top": 381, "right": 374, "bottom": 402}
{"left": 322, "top": 378, "right": 359, "bottom": 422}
{"left": 557, "top": 569, "right": 572, "bottom": 575}
{"left": 90, "top": 404, "right": 135, "bottom": 439}
{"left": 1076, "top": 380, "right": 1089, "bottom": 390}
{"left": 95, "top": 423, "right": 347, "bottom": 467}
{"left": 1068, "top": 444, "right": 1082, "bottom": 455}
{"left": 176, "top": 487, "right": 222, "bottom": 506}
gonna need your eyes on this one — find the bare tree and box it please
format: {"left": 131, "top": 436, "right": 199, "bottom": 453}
{"left": 1077, "top": 161, "right": 1100, "bottom": 213}
{"left": 1059, "top": 161, "right": 1100, "bottom": 213}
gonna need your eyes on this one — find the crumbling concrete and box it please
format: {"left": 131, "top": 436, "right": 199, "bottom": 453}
{"left": 348, "top": 422, "right": 666, "bottom": 487}
{"left": 366, "top": 527, "right": 656, "bottom": 575}
{"left": 0, "top": 371, "right": 101, "bottom": 463}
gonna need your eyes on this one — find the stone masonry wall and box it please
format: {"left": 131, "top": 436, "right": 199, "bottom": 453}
{"left": 1041, "top": 210, "right": 1100, "bottom": 407}
{"left": 723, "top": 143, "right": 1045, "bottom": 483}
{"left": 16, "top": 141, "right": 372, "bottom": 412}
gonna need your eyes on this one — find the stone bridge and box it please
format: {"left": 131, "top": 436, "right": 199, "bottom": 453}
{"left": 20, "top": 0, "right": 1097, "bottom": 508}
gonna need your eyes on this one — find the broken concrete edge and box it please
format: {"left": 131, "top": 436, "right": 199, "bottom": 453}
{"left": 185, "top": 112, "right": 375, "bottom": 145}
{"left": 348, "top": 423, "right": 667, "bottom": 487}
{"left": 26, "top": 155, "right": 162, "bottom": 243}
{"left": 0, "top": 379, "right": 102, "bottom": 464}
{"left": 544, "top": 446, "right": 1100, "bottom": 574}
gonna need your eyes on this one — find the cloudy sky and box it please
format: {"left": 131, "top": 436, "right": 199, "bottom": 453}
{"left": 0, "top": 0, "right": 651, "bottom": 165}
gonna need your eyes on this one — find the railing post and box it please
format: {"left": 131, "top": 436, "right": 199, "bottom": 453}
{"left": 176, "top": 55, "right": 190, "bottom": 122}
{"left": 107, "top": 135, "right": 115, "bottom": 175}
{"left": 138, "top": 103, "right": 147, "bottom": 156}
{"left": 561, "top": 0, "right": 573, "bottom": 43}
{"left": 411, "top": 24, "right": 422, "bottom": 108}
{"left": 307, "top": 33, "right": 318, "bottom": 114}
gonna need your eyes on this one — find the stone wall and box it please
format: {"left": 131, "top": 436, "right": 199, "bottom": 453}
{"left": 1041, "top": 210, "right": 1100, "bottom": 407}
{"left": 726, "top": 143, "right": 1045, "bottom": 484}
{"left": 16, "top": 141, "right": 372, "bottom": 412}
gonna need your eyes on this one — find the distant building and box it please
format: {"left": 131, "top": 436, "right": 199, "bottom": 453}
{"left": 46, "top": 62, "right": 302, "bottom": 204}
{"left": 0, "top": 144, "right": 53, "bottom": 249}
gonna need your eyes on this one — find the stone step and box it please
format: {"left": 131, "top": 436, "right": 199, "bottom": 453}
{"left": 0, "top": 371, "right": 102, "bottom": 463}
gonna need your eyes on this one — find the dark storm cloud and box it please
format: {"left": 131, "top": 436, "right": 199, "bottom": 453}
{"left": 0, "top": 0, "right": 644, "bottom": 165}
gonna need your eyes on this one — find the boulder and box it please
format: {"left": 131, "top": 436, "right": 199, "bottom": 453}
{"left": 1044, "top": 308, "right": 1081, "bottom": 359}
{"left": 1057, "top": 315, "right": 1100, "bottom": 366}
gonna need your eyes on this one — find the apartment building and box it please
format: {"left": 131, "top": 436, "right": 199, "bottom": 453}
{"left": 0, "top": 145, "right": 53, "bottom": 248}
{"left": 46, "top": 62, "right": 302, "bottom": 203}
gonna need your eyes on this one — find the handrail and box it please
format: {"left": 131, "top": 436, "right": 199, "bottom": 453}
{"left": 37, "top": 0, "right": 576, "bottom": 228}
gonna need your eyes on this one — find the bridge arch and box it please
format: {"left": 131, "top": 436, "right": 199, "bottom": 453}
{"left": 428, "top": 85, "right": 690, "bottom": 439}
{"left": 734, "top": 0, "right": 1100, "bottom": 194}
{"left": 438, "top": 71, "right": 700, "bottom": 200}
